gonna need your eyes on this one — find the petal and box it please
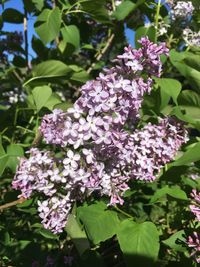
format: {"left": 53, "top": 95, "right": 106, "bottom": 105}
{"left": 67, "top": 150, "right": 74, "bottom": 158}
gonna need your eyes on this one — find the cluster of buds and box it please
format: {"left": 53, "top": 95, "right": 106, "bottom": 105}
{"left": 12, "top": 37, "right": 188, "bottom": 233}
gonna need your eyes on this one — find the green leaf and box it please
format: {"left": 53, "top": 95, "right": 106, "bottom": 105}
{"left": 44, "top": 93, "right": 62, "bottom": 111}
{"left": 24, "top": 60, "right": 72, "bottom": 86}
{"left": 17, "top": 199, "right": 34, "bottom": 208}
{"left": 31, "top": 35, "right": 48, "bottom": 58}
{"left": 2, "top": 8, "right": 24, "bottom": 24}
{"left": 34, "top": 7, "right": 61, "bottom": 44}
{"left": 12, "top": 55, "right": 26, "bottom": 68}
{"left": 179, "top": 107, "right": 200, "bottom": 122}
{"left": 155, "top": 78, "right": 182, "bottom": 110}
{"left": 0, "top": 139, "right": 9, "bottom": 176}
{"left": 177, "top": 90, "right": 200, "bottom": 122}
{"left": 163, "top": 230, "right": 187, "bottom": 252}
{"left": 117, "top": 220, "right": 160, "bottom": 266}
{"left": 23, "top": 0, "right": 44, "bottom": 12}
{"left": 68, "top": 65, "right": 91, "bottom": 83}
{"left": 150, "top": 185, "right": 188, "bottom": 203}
{"left": 81, "top": 0, "right": 109, "bottom": 23}
{"left": 61, "top": 25, "right": 80, "bottom": 49}
{"left": 32, "top": 0, "right": 44, "bottom": 11}
{"left": 135, "top": 26, "right": 156, "bottom": 48}
{"left": 178, "top": 90, "right": 200, "bottom": 107}
{"left": 170, "top": 106, "right": 199, "bottom": 128}
{"left": 3, "top": 232, "right": 10, "bottom": 246}
{"left": 54, "top": 101, "right": 73, "bottom": 111}
{"left": 38, "top": 228, "right": 59, "bottom": 240}
{"left": 70, "top": 70, "right": 90, "bottom": 83}
{"left": 6, "top": 144, "right": 24, "bottom": 172}
{"left": 172, "top": 142, "right": 200, "bottom": 166}
{"left": 32, "top": 85, "right": 52, "bottom": 111}
{"left": 65, "top": 214, "right": 90, "bottom": 255}
{"left": 82, "top": 44, "right": 94, "bottom": 50}
{"left": 33, "top": 60, "right": 71, "bottom": 77}
{"left": 112, "top": 0, "right": 136, "bottom": 21}
{"left": 184, "top": 54, "right": 200, "bottom": 72}
{"left": 77, "top": 202, "right": 120, "bottom": 244}
{"left": 170, "top": 50, "right": 200, "bottom": 91}
{"left": 18, "top": 240, "right": 31, "bottom": 250}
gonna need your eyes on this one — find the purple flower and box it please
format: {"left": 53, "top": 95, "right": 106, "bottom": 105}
{"left": 63, "top": 150, "right": 81, "bottom": 170}
{"left": 172, "top": 1, "right": 194, "bottom": 20}
{"left": 38, "top": 195, "right": 72, "bottom": 234}
{"left": 12, "top": 38, "right": 187, "bottom": 233}
{"left": 187, "top": 232, "right": 200, "bottom": 264}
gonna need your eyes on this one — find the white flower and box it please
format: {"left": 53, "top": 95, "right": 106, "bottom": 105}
{"left": 63, "top": 150, "right": 80, "bottom": 169}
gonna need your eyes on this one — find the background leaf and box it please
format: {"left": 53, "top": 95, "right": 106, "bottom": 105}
{"left": 77, "top": 202, "right": 120, "bottom": 244}
{"left": 34, "top": 7, "right": 61, "bottom": 44}
{"left": 155, "top": 78, "right": 182, "bottom": 110}
{"left": 112, "top": 1, "right": 136, "bottom": 21}
{"left": 61, "top": 25, "right": 80, "bottom": 49}
{"left": 2, "top": 8, "right": 24, "bottom": 24}
{"left": 150, "top": 186, "right": 188, "bottom": 203}
{"left": 32, "top": 85, "right": 52, "bottom": 111}
{"left": 172, "top": 142, "right": 200, "bottom": 166}
{"left": 117, "top": 220, "right": 160, "bottom": 266}
{"left": 6, "top": 144, "right": 24, "bottom": 172}
{"left": 163, "top": 230, "right": 187, "bottom": 252}
{"left": 65, "top": 214, "right": 90, "bottom": 255}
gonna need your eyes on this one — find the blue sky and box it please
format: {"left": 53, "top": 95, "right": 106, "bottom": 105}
{"left": 1, "top": 0, "right": 135, "bottom": 59}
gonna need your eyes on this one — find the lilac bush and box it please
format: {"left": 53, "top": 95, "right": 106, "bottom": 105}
{"left": 12, "top": 37, "right": 188, "bottom": 234}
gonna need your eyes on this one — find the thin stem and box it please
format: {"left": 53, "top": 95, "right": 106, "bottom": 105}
{"left": 0, "top": 198, "right": 26, "bottom": 211}
{"left": 87, "top": 33, "right": 115, "bottom": 74}
{"left": 12, "top": 68, "right": 24, "bottom": 83}
{"left": 114, "top": 205, "right": 133, "bottom": 219}
{"left": 2, "top": 135, "right": 11, "bottom": 143}
{"left": 65, "top": 0, "right": 89, "bottom": 13}
{"left": 155, "top": 0, "right": 162, "bottom": 43}
{"left": 112, "top": 0, "right": 116, "bottom": 11}
{"left": 16, "top": 126, "right": 34, "bottom": 134}
{"left": 166, "top": 33, "right": 174, "bottom": 48}
{"left": 66, "top": 9, "right": 88, "bottom": 15}
{"left": 23, "top": 8, "right": 29, "bottom": 69}
{"left": 32, "top": 129, "right": 42, "bottom": 147}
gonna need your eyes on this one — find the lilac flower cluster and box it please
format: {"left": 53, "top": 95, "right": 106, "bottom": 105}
{"left": 190, "top": 189, "right": 200, "bottom": 221}
{"left": 12, "top": 148, "right": 91, "bottom": 233}
{"left": 183, "top": 28, "right": 200, "bottom": 47}
{"left": 41, "top": 37, "right": 168, "bottom": 147}
{"left": 186, "top": 190, "right": 200, "bottom": 263}
{"left": 119, "top": 118, "right": 187, "bottom": 182}
{"left": 170, "top": 1, "right": 194, "bottom": 21}
{"left": 187, "top": 232, "right": 200, "bottom": 264}
{"left": 13, "top": 37, "right": 188, "bottom": 233}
